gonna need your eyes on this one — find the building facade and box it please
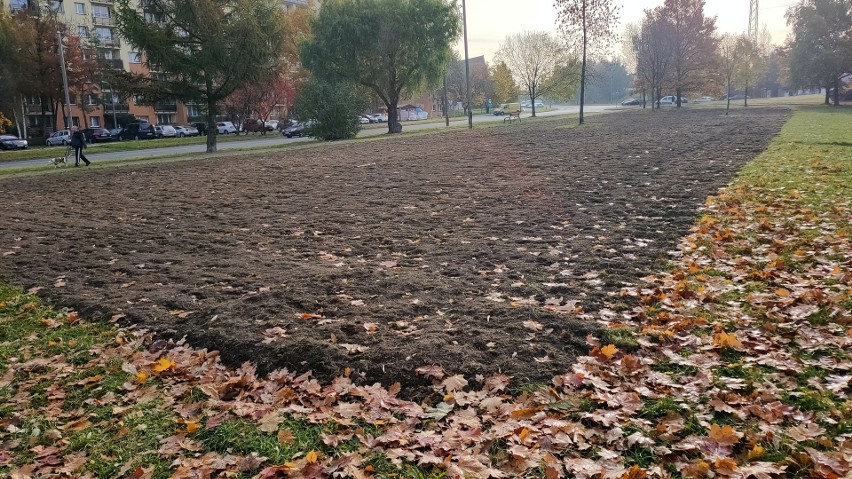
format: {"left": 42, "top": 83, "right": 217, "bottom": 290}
{"left": 3, "top": 0, "right": 314, "bottom": 134}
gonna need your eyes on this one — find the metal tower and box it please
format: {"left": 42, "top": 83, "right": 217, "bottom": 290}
{"left": 748, "top": 0, "right": 759, "bottom": 42}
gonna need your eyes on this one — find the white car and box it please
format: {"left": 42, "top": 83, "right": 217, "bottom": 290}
{"left": 46, "top": 130, "right": 72, "bottom": 146}
{"left": 264, "top": 120, "right": 279, "bottom": 131}
{"left": 154, "top": 125, "right": 177, "bottom": 138}
{"left": 216, "top": 121, "right": 237, "bottom": 134}
{"left": 694, "top": 96, "right": 715, "bottom": 103}
{"left": 173, "top": 125, "right": 199, "bottom": 137}
{"left": 359, "top": 115, "right": 371, "bottom": 124}
{"left": 369, "top": 113, "right": 388, "bottom": 123}
{"left": 659, "top": 96, "right": 688, "bottom": 106}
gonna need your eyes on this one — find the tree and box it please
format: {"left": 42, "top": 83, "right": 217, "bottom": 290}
{"left": 495, "top": 31, "right": 571, "bottom": 117}
{"left": 786, "top": 0, "right": 852, "bottom": 106}
{"left": 300, "top": 0, "right": 461, "bottom": 134}
{"left": 294, "top": 78, "right": 367, "bottom": 141}
{"left": 633, "top": 10, "right": 674, "bottom": 109}
{"left": 658, "top": 0, "right": 720, "bottom": 107}
{"left": 491, "top": 61, "right": 518, "bottom": 105}
{"left": 734, "top": 35, "right": 768, "bottom": 107}
{"left": 115, "top": 0, "right": 286, "bottom": 152}
{"left": 718, "top": 34, "right": 741, "bottom": 114}
{"left": 583, "top": 60, "right": 631, "bottom": 104}
{"left": 556, "top": 0, "right": 620, "bottom": 124}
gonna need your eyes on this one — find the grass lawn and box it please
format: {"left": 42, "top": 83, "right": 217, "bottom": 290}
{"left": 0, "top": 132, "right": 275, "bottom": 163}
{"left": 1, "top": 105, "right": 850, "bottom": 478}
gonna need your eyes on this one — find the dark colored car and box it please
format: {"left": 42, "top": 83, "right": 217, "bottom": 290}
{"left": 109, "top": 128, "right": 124, "bottom": 141}
{"left": 121, "top": 121, "right": 156, "bottom": 140}
{"left": 191, "top": 122, "right": 208, "bottom": 136}
{"left": 0, "top": 134, "right": 28, "bottom": 150}
{"left": 282, "top": 120, "right": 314, "bottom": 138}
{"left": 621, "top": 98, "right": 641, "bottom": 106}
{"left": 83, "top": 128, "right": 114, "bottom": 143}
{"left": 241, "top": 118, "right": 266, "bottom": 134}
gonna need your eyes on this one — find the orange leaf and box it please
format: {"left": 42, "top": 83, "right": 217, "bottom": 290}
{"left": 619, "top": 465, "right": 647, "bottom": 479}
{"left": 305, "top": 450, "right": 319, "bottom": 464}
{"left": 298, "top": 313, "right": 323, "bottom": 319}
{"left": 708, "top": 424, "right": 742, "bottom": 446}
{"left": 364, "top": 465, "right": 374, "bottom": 473}
{"left": 152, "top": 358, "right": 176, "bottom": 373}
{"left": 712, "top": 331, "right": 742, "bottom": 349}
{"left": 67, "top": 311, "right": 79, "bottom": 323}
{"left": 775, "top": 288, "right": 791, "bottom": 297}
{"left": 136, "top": 372, "right": 149, "bottom": 384}
{"left": 713, "top": 458, "right": 737, "bottom": 475}
{"left": 600, "top": 344, "right": 619, "bottom": 360}
{"left": 747, "top": 444, "right": 765, "bottom": 460}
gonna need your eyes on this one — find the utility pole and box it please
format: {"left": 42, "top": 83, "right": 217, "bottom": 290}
{"left": 748, "top": 0, "right": 759, "bottom": 43}
{"left": 462, "top": 0, "right": 472, "bottom": 129}
{"left": 443, "top": 75, "right": 449, "bottom": 127}
{"left": 56, "top": 29, "right": 74, "bottom": 130}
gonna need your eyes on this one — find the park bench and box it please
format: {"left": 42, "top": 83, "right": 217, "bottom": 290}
{"left": 503, "top": 111, "right": 521, "bottom": 124}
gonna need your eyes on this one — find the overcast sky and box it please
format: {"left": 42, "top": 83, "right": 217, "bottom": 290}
{"left": 454, "top": 0, "right": 797, "bottom": 63}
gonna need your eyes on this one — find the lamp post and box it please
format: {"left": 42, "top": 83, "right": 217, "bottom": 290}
{"left": 56, "top": 29, "right": 74, "bottom": 130}
{"left": 462, "top": 0, "right": 472, "bottom": 129}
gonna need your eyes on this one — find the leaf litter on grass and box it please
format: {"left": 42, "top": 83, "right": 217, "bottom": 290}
{"left": 2, "top": 108, "right": 851, "bottom": 478}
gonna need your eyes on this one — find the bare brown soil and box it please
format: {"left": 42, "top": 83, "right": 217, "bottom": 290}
{"left": 0, "top": 108, "right": 789, "bottom": 394}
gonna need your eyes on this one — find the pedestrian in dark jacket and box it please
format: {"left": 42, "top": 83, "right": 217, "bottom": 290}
{"left": 69, "top": 126, "right": 91, "bottom": 167}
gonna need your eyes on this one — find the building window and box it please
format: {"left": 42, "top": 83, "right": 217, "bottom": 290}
{"left": 129, "top": 52, "right": 142, "bottom": 64}
{"left": 92, "top": 5, "right": 110, "bottom": 18}
{"left": 187, "top": 105, "right": 201, "bottom": 118}
{"left": 90, "top": 117, "right": 101, "bottom": 128}
{"left": 78, "top": 26, "right": 90, "bottom": 38}
{"left": 74, "top": 2, "right": 85, "bottom": 14}
{"left": 50, "top": 1, "right": 63, "bottom": 12}
{"left": 87, "top": 94, "right": 99, "bottom": 106}
{"left": 68, "top": 94, "right": 77, "bottom": 105}
{"left": 156, "top": 114, "right": 173, "bottom": 125}
{"left": 95, "top": 27, "right": 113, "bottom": 41}
{"left": 100, "top": 49, "right": 114, "bottom": 60}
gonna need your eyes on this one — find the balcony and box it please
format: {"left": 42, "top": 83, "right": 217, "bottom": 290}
{"left": 100, "top": 37, "right": 121, "bottom": 48}
{"left": 103, "top": 58, "right": 124, "bottom": 70}
{"left": 154, "top": 103, "right": 178, "bottom": 112}
{"left": 92, "top": 16, "right": 116, "bottom": 26}
{"left": 104, "top": 103, "right": 130, "bottom": 112}
{"left": 90, "top": 0, "right": 115, "bottom": 4}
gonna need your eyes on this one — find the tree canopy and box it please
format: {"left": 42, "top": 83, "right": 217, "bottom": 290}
{"left": 496, "top": 31, "right": 572, "bottom": 117}
{"left": 555, "top": 0, "right": 620, "bottom": 124}
{"left": 115, "top": 0, "right": 286, "bottom": 152}
{"left": 300, "top": 0, "right": 461, "bottom": 134}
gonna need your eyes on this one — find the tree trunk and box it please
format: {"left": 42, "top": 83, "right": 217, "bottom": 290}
{"left": 206, "top": 94, "right": 218, "bottom": 153}
{"left": 676, "top": 87, "right": 682, "bottom": 108}
{"left": 833, "top": 77, "right": 840, "bottom": 106}
{"left": 744, "top": 81, "right": 749, "bottom": 107}
{"left": 642, "top": 90, "right": 646, "bottom": 109}
{"left": 824, "top": 85, "right": 830, "bottom": 105}
{"left": 387, "top": 99, "right": 402, "bottom": 134}
{"left": 726, "top": 80, "right": 731, "bottom": 115}
{"left": 578, "top": 0, "right": 587, "bottom": 125}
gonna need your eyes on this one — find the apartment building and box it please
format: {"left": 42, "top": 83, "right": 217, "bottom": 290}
{"left": 3, "top": 0, "right": 313, "bottom": 133}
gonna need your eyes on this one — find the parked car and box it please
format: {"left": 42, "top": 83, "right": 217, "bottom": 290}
{"left": 83, "top": 128, "right": 114, "bottom": 143}
{"left": 46, "top": 129, "right": 72, "bottom": 146}
{"left": 154, "top": 125, "right": 177, "bottom": 138}
{"left": 359, "top": 115, "right": 371, "bottom": 124}
{"left": 621, "top": 98, "right": 641, "bottom": 106}
{"left": 241, "top": 119, "right": 266, "bottom": 134}
{"left": 694, "top": 96, "right": 716, "bottom": 103}
{"left": 121, "top": 121, "right": 156, "bottom": 140}
{"left": 369, "top": 113, "right": 388, "bottom": 123}
{"left": 282, "top": 120, "right": 314, "bottom": 138}
{"left": 173, "top": 125, "right": 199, "bottom": 137}
{"left": 191, "top": 122, "right": 208, "bottom": 136}
{"left": 0, "top": 134, "right": 28, "bottom": 150}
{"left": 659, "top": 95, "right": 689, "bottom": 106}
{"left": 216, "top": 121, "right": 237, "bottom": 134}
{"left": 108, "top": 128, "right": 124, "bottom": 141}
{"left": 264, "top": 120, "right": 279, "bottom": 131}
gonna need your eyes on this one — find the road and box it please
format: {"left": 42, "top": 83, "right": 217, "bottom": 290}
{"left": 0, "top": 104, "right": 619, "bottom": 170}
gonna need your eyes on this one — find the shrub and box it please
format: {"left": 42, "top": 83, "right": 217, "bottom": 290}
{"left": 293, "top": 78, "right": 367, "bottom": 141}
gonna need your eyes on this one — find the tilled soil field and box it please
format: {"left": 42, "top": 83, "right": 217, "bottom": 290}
{"left": 0, "top": 108, "right": 789, "bottom": 392}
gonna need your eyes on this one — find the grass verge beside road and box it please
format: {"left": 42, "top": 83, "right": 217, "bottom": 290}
{"left": 1, "top": 106, "right": 849, "bottom": 478}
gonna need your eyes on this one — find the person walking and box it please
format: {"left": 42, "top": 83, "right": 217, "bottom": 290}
{"left": 69, "top": 126, "right": 91, "bottom": 167}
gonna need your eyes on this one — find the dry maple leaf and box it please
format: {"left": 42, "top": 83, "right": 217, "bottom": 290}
{"left": 415, "top": 365, "right": 446, "bottom": 380}
{"left": 712, "top": 331, "right": 743, "bottom": 349}
{"left": 305, "top": 450, "right": 320, "bottom": 464}
{"left": 600, "top": 344, "right": 619, "bottom": 360}
{"left": 523, "top": 320, "right": 544, "bottom": 331}
{"left": 151, "top": 358, "right": 176, "bottom": 373}
{"left": 708, "top": 424, "right": 742, "bottom": 446}
{"left": 441, "top": 374, "right": 468, "bottom": 392}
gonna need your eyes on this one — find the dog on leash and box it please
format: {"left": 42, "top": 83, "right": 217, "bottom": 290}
{"left": 47, "top": 155, "right": 68, "bottom": 168}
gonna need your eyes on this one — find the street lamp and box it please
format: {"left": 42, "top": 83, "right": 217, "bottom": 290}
{"left": 56, "top": 29, "right": 74, "bottom": 130}
{"left": 462, "top": 0, "right": 472, "bottom": 129}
